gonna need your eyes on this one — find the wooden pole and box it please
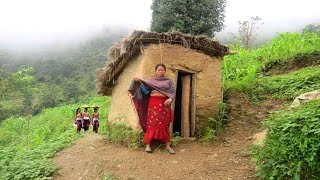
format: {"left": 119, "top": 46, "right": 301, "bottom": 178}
{"left": 181, "top": 75, "right": 191, "bottom": 138}
{"left": 191, "top": 75, "right": 196, "bottom": 136}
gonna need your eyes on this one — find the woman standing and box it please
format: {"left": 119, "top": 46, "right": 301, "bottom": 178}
{"left": 75, "top": 108, "right": 83, "bottom": 133}
{"left": 130, "top": 63, "right": 176, "bottom": 154}
{"left": 92, "top": 105, "right": 100, "bottom": 133}
{"left": 82, "top": 105, "right": 91, "bottom": 133}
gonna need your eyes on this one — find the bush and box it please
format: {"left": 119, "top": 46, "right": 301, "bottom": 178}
{"left": 105, "top": 123, "right": 144, "bottom": 149}
{"left": 200, "top": 102, "right": 227, "bottom": 141}
{"left": 253, "top": 100, "right": 320, "bottom": 179}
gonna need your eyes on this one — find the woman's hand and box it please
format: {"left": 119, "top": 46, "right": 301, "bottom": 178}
{"left": 133, "top": 77, "right": 141, "bottom": 82}
{"left": 164, "top": 98, "right": 173, "bottom": 106}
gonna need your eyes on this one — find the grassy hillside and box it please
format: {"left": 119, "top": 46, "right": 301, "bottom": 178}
{"left": 0, "top": 28, "right": 125, "bottom": 121}
{"left": 223, "top": 32, "right": 320, "bottom": 90}
{"left": 0, "top": 96, "right": 110, "bottom": 179}
{"left": 223, "top": 31, "right": 320, "bottom": 101}
{"left": 223, "top": 31, "right": 320, "bottom": 179}
{"left": 254, "top": 100, "right": 320, "bottom": 179}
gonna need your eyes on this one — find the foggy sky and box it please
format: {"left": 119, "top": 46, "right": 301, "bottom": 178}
{"left": 0, "top": 0, "right": 320, "bottom": 48}
{"left": 216, "top": 0, "right": 320, "bottom": 43}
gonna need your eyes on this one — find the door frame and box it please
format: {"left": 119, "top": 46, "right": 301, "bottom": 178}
{"left": 171, "top": 70, "right": 196, "bottom": 138}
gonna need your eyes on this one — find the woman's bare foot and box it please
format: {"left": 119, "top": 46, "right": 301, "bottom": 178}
{"left": 145, "top": 144, "right": 152, "bottom": 153}
{"left": 166, "top": 148, "right": 175, "bottom": 154}
{"left": 165, "top": 142, "right": 175, "bottom": 154}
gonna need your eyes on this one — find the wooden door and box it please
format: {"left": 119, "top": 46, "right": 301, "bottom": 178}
{"left": 181, "top": 75, "right": 191, "bottom": 138}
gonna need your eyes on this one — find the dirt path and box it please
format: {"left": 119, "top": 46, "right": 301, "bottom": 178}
{"left": 53, "top": 95, "right": 284, "bottom": 180}
{"left": 53, "top": 133, "right": 254, "bottom": 180}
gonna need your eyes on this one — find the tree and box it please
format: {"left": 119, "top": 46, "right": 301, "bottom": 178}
{"left": 150, "top": 0, "right": 226, "bottom": 37}
{"left": 0, "top": 68, "right": 6, "bottom": 99}
{"left": 9, "top": 67, "right": 37, "bottom": 115}
{"left": 234, "top": 16, "right": 263, "bottom": 48}
{"left": 0, "top": 67, "right": 37, "bottom": 120}
{"left": 303, "top": 24, "right": 320, "bottom": 33}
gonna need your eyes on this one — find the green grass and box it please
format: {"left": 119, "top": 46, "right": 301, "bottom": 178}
{"left": 226, "top": 66, "right": 320, "bottom": 101}
{"left": 0, "top": 96, "right": 110, "bottom": 179}
{"left": 223, "top": 32, "right": 320, "bottom": 85}
{"left": 253, "top": 100, "right": 320, "bottom": 179}
{"left": 200, "top": 102, "right": 227, "bottom": 141}
{"left": 223, "top": 32, "right": 320, "bottom": 179}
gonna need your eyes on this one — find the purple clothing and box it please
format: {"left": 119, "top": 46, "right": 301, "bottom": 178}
{"left": 128, "top": 77, "right": 176, "bottom": 132}
{"left": 144, "top": 77, "right": 176, "bottom": 99}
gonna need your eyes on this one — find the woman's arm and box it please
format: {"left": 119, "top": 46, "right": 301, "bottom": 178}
{"left": 164, "top": 97, "right": 173, "bottom": 106}
{"left": 92, "top": 113, "right": 94, "bottom": 122}
{"left": 133, "top": 77, "right": 141, "bottom": 82}
{"left": 168, "top": 79, "right": 176, "bottom": 99}
{"left": 163, "top": 79, "right": 175, "bottom": 106}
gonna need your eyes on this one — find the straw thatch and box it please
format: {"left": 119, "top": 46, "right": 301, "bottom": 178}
{"left": 96, "top": 30, "right": 230, "bottom": 95}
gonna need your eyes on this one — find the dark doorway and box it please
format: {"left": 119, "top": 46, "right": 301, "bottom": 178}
{"left": 173, "top": 71, "right": 194, "bottom": 138}
{"left": 173, "top": 73, "right": 182, "bottom": 135}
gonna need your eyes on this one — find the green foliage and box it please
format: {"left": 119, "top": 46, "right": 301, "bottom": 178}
{"left": 105, "top": 123, "right": 144, "bottom": 149}
{"left": 227, "top": 66, "right": 320, "bottom": 101}
{"left": 0, "top": 28, "right": 124, "bottom": 121}
{"left": 253, "top": 100, "right": 320, "bottom": 179}
{"left": 201, "top": 126, "right": 217, "bottom": 142}
{"left": 101, "top": 172, "right": 117, "bottom": 180}
{"left": 150, "top": 0, "right": 226, "bottom": 36}
{"left": 223, "top": 31, "right": 320, "bottom": 103}
{"left": 170, "top": 132, "right": 183, "bottom": 146}
{"left": 224, "top": 29, "right": 320, "bottom": 179}
{"left": 303, "top": 24, "right": 320, "bottom": 33}
{"left": 0, "top": 70, "right": 7, "bottom": 98}
{"left": 0, "top": 107, "right": 79, "bottom": 179}
{"left": 0, "top": 67, "right": 38, "bottom": 119}
{"left": 259, "top": 67, "right": 320, "bottom": 99}
{"left": 200, "top": 102, "right": 227, "bottom": 141}
{"left": 223, "top": 32, "right": 320, "bottom": 84}
{"left": 0, "top": 96, "right": 110, "bottom": 179}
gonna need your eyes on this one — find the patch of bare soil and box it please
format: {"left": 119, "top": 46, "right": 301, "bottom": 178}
{"left": 253, "top": 129, "right": 268, "bottom": 144}
{"left": 53, "top": 94, "right": 285, "bottom": 180}
{"left": 264, "top": 51, "right": 320, "bottom": 75}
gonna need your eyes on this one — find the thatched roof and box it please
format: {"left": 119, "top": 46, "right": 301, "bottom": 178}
{"left": 96, "top": 30, "right": 231, "bottom": 95}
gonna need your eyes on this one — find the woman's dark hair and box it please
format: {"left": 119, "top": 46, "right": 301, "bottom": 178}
{"left": 75, "top": 108, "right": 81, "bottom": 115}
{"left": 155, "top": 63, "right": 166, "bottom": 71}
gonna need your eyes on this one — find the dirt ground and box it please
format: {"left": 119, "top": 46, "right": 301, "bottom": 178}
{"left": 53, "top": 94, "right": 285, "bottom": 180}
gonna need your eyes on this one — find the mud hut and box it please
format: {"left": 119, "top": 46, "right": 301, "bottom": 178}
{"left": 96, "top": 30, "right": 231, "bottom": 138}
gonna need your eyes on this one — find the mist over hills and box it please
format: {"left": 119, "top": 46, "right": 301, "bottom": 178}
{"left": 0, "top": 25, "right": 132, "bottom": 55}
{"left": 216, "top": 17, "right": 320, "bottom": 45}
{"left": 1, "top": 15, "right": 319, "bottom": 63}
{"left": 0, "top": 26, "right": 132, "bottom": 119}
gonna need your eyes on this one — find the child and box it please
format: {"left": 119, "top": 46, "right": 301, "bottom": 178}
{"left": 75, "top": 108, "right": 83, "bottom": 133}
{"left": 92, "top": 105, "right": 100, "bottom": 133}
{"left": 82, "top": 105, "right": 91, "bottom": 133}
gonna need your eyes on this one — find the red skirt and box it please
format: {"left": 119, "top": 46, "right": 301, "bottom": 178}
{"left": 93, "top": 120, "right": 99, "bottom": 129}
{"left": 144, "top": 96, "right": 173, "bottom": 144}
{"left": 83, "top": 119, "right": 90, "bottom": 130}
{"left": 76, "top": 120, "right": 82, "bottom": 131}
